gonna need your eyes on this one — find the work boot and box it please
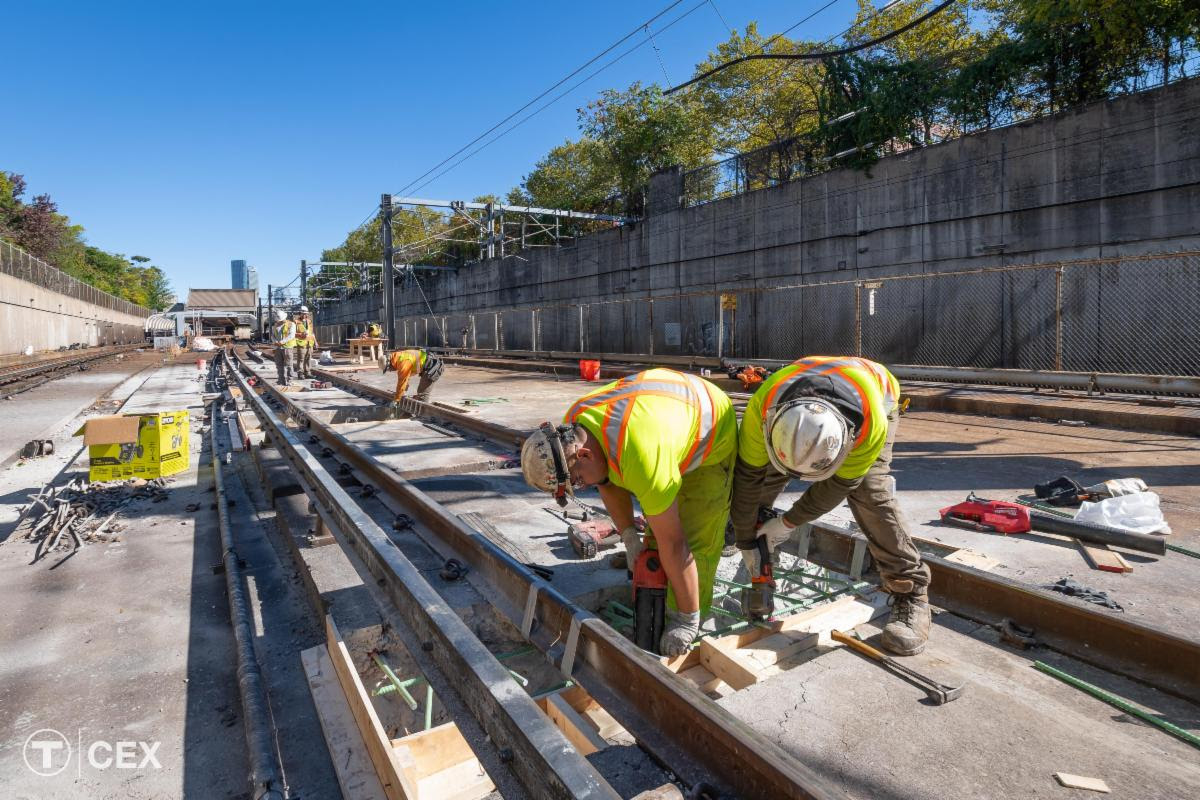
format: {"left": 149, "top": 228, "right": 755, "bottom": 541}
{"left": 881, "top": 593, "right": 930, "bottom": 656}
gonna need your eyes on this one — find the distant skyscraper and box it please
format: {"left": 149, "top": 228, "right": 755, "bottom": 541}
{"left": 245, "top": 267, "right": 259, "bottom": 292}
{"left": 231, "top": 259, "right": 249, "bottom": 289}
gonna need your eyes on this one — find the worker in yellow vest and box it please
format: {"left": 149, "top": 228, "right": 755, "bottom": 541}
{"left": 294, "top": 306, "right": 317, "bottom": 379}
{"left": 270, "top": 309, "right": 297, "bottom": 386}
{"left": 382, "top": 348, "right": 444, "bottom": 406}
{"left": 521, "top": 369, "right": 737, "bottom": 657}
{"left": 731, "top": 356, "right": 931, "bottom": 655}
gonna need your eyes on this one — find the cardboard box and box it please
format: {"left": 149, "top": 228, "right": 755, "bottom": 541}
{"left": 75, "top": 411, "right": 190, "bottom": 481}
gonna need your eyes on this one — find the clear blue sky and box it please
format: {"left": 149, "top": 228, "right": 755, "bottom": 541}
{"left": 3, "top": 0, "right": 859, "bottom": 299}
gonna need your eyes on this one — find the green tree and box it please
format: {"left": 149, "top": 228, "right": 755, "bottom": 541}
{"left": 517, "top": 137, "right": 617, "bottom": 211}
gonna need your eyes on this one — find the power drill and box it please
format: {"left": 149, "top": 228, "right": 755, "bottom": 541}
{"left": 740, "top": 536, "right": 775, "bottom": 622}
{"left": 632, "top": 548, "right": 667, "bottom": 654}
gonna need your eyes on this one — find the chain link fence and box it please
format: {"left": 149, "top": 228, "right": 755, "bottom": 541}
{"left": 1, "top": 239, "right": 151, "bottom": 318}
{"left": 395, "top": 251, "right": 1200, "bottom": 377}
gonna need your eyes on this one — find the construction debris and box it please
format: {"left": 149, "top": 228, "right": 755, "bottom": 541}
{"left": 16, "top": 476, "right": 172, "bottom": 562}
{"left": 1042, "top": 578, "right": 1123, "bottom": 610}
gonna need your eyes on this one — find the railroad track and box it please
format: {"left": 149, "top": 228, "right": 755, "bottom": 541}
{"left": 227, "top": 347, "right": 1200, "bottom": 798}
{"left": 0, "top": 344, "right": 145, "bottom": 390}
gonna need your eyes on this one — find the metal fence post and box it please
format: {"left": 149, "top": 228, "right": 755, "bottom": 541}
{"left": 853, "top": 283, "right": 863, "bottom": 357}
{"left": 530, "top": 309, "right": 537, "bottom": 351}
{"left": 1055, "top": 265, "right": 1064, "bottom": 371}
{"left": 578, "top": 305, "right": 585, "bottom": 353}
{"left": 717, "top": 295, "right": 724, "bottom": 360}
{"left": 648, "top": 300, "right": 655, "bottom": 356}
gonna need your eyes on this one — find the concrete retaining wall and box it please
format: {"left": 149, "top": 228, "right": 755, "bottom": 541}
{"left": 0, "top": 272, "right": 147, "bottom": 353}
{"left": 318, "top": 77, "right": 1200, "bottom": 371}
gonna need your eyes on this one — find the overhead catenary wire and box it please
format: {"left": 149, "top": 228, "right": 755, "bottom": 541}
{"left": 666, "top": 0, "right": 954, "bottom": 94}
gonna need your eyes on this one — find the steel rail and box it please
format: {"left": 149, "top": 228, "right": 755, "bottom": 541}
{"left": 224, "top": 353, "right": 620, "bottom": 800}
{"left": 242, "top": 352, "right": 850, "bottom": 800}
{"left": 0, "top": 344, "right": 144, "bottom": 386}
{"left": 307, "top": 359, "right": 1200, "bottom": 701}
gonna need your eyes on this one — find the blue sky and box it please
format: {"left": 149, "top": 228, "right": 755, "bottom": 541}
{"left": 3, "top": 1, "right": 859, "bottom": 298}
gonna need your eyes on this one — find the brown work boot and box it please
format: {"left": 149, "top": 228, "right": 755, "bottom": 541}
{"left": 881, "top": 593, "right": 930, "bottom": 655}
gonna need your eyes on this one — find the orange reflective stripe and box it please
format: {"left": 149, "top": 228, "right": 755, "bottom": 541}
{"left": 825, "top": 365, "right": 872, "bottom": 447}
{"left": 761, "top": 357, "right": 860, "bottom": 421}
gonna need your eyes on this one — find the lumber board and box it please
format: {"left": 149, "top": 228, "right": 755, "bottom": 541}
{"left": 697, "top": 640, "right": 761, "bottom": 691}
{"left": 677, "top": 665, "right": 723, "bottom": 694}
{"left": 1075, "top": 539, "right": 1133, "bottom": 573}
{"left": 391, "top": 722, "right": 494, "bottom": 800}
{"left": 558, "top": 686, "right": 627, "bottom": 739}
{"left": 324, "top": 615, "right": 415, "bottom": 800}
{"left": 1054, "top": 772, "right": 1111, "bottom": 793}
{"left": 943, "top": 548, "right": 1000, "bottom": 571}
{"left": 300, "top": 645, "right": 388, "bottom": 800}
{"left": 537, "top": 693, "right": 609, "bottom": 755}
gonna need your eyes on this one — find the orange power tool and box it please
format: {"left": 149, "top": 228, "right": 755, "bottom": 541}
{"left": 632, "top": 548, "right": 668, "bottom": 654}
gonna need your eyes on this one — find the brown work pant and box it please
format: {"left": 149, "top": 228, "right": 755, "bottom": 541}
{"left": 753, "top": 409, "right": 930, "bottom": 597}
{"left": 297, "top": 345, "right": 312, "bottom": 378}
{"left": 274, "top": 346, "right": 295, "bottom": 385}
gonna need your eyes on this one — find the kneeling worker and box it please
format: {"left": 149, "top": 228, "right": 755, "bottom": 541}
{"left": 521, "top": 369, "right": 737, "bottom": 656}
{"left": 382, "top": 348, "right": 444, "bottom": 406}
{"left": 731, "top": 355, "right": 931, "bottom": 655}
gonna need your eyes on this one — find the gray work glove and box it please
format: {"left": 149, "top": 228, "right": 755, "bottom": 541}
{"left": 660, "top": 609, "right": 701, "bottom": 657}
{"left": 620, "top": 526, "right": 643, "bottom": 565}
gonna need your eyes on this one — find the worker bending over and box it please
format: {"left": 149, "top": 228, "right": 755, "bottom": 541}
{"left": 382, "top": 348, "right": 444, "bottom": 406}
{"left": 295, "top": 306, "right": 317, "bottom": 379}
{"left": 522, "top": 369, "right": 737, "bottom": 657}
{"left": 732, "top": 355, "right": 931, "bottom": 655}
{"left": 270, "top": 309, "right": 296, "bottom": 386}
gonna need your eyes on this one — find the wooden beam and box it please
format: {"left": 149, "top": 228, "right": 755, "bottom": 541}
{"left": 300, "top": 645, "right": 388, "bottom": 800}
{"left": 324, "top": 615, "right": 416, "bottom": 800}
{"left": 537, "top": 693, "right": 609, "bottom": 755}
{"left": 1075, "top": 540, "right": 1133, "bottom": 573}
{"left": 391, "top": 722, "right": 494, "bottom": 800}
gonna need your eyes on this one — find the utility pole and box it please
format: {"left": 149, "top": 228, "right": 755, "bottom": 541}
{"left": 267, "top": 283, "right": 273, "bottom": 335}
{"left": 301, "top": 260, "right": 308, "bottom": 308}
{"left": 381, "top": 194, "right": 395, "bottom": 349}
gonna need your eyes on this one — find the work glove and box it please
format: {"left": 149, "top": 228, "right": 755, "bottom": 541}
{"left": 620, "top": 526, "right": 644, "bottom": 565}
{"left": 759, "top": 515, "right": 797, "bottom": 551}
{"left": 660, "top": 609, "right": 701, "bottom": 657}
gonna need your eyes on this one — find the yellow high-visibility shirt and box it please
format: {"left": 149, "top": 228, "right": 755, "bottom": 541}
{"left": 565, "top": 368, "right": 736, "bottom": 516}
{"left": 740, "top": 356, "right": 899, "bottom": 481}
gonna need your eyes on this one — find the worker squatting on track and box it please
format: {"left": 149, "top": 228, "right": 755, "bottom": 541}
{"left": 522, "top": 368, "right": 737, "bottom": 657}
{"left": 294, "top": 306, "right": 317, "bottom": 379}
{"left": 731, "top": 355, "right": 932, "bottom": 655}
{"left": 271, "top": 309, "right": 297, "bottom": 386}
{"left": 381, "top": 348, "right": 444, "bottom": 406}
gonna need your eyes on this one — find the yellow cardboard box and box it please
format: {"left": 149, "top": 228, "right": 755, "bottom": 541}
{"left": 74, "top": 411, "right": 190, "bottom": 481}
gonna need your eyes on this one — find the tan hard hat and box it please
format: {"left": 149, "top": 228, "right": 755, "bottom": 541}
{"left": 521, "top": 422, "right": 576, "bottom": 506}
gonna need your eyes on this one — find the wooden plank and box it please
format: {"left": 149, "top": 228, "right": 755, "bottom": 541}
{"left": 943, "top": 548, "right": 1001, "bottom": 571}
{"left": 325, "top": 615, "right": 416, "bottom": 800}
{"left": 733, "top": 630, "right": 819, "bottom": 671}
{"left": 300, "top": 645, "right": 388, "bottom": 800}
{"left": 390, "top": 722, "right": 478, "bottom": 780}
{"left": 391, "top": 722, "right": 494, "bottom": 800}
{"left": 697, "top": 640, "right": 761, "bottom": 691}
{"left": 677, "top": 665, "right": 722, "bottom": 694}
{"left": 630, "top": 785, "right": 685, "bottom": 800}
{"left": 1075, "top": 539, "right": 1133, "bottom": 573}
{"left": 1054, "top": 772, "right": 1111, "bottom": 793}
{"left": 557, "top": 686, "right": 627, "bottom": 739}
{"left": 536, "top": 693, "right": 609, "bottom": 755}
{"left": 413, "top": 758, "right": 495, "bottom": 800}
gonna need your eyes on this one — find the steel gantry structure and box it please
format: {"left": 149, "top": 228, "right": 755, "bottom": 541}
{"left": 375, "top": 194, "right": 637, "bottom": 348}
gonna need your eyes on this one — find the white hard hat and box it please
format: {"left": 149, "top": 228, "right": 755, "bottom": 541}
{"left": 299, "top": 305, "right": 309, "bottom": 313}
{"left": 521, "top": 422, "right": 577, "bottom": 507}
{"left": 273, "top": 309, "right": 287, "bottom": 321}
{"left": 764, "top": 397, "right": 850, "bottom": 480}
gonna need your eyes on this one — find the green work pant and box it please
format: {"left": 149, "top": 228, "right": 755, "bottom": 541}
{"left": 646, "top": 451, "right": 734, "bottom": 616}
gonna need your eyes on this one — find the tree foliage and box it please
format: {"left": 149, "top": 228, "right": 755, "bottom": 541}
{"left": 0, "top": 171, "right": 174, "bottom": 310}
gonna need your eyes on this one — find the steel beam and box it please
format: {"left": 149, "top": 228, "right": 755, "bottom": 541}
{"left": 389, "top": 196, "right": 635, "bottom": 224}
{"left": 225, "top": 353, "right": 619, "bottom": 800}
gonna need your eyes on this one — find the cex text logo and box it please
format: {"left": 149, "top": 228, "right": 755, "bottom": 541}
{"left": 23, "top": 728, "right": 162, "bottom": 777}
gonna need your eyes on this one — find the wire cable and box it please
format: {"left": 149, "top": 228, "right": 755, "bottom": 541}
{"left": 667, "top": 0, "right": 953, "bottom": 93}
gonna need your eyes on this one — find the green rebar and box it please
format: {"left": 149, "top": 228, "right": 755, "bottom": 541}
{"left": 424, "top": 683, "right": 433, "bottom": 731}
{"left": 371, "top": 654, "right": 419, "bottom": 710}
{"left": 507, "top": 668, "right": 529, "bottom": 687}
{"left": 494, "top": 645, "right": 537, "bottom": 661}
{"left": 1167, "top": 542, "right": 1200, "bottom": 559}
{"left": 1034, "top": 660, "right": 1200, "bottom": 751}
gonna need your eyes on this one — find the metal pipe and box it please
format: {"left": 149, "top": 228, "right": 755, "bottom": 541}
{"left": 211, "top": 404, "right": 286, "bottom": 800}
{"left": 1026, "top": 507, "right": 1167, "bottom": 555}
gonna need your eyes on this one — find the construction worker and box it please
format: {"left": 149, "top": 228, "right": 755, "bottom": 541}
{"left": 521, "top": 369, "right": 737, "bottom": 657}
{"left": 367, "top": 321, "right": 383, "bottom": 339}
{"left": 731, "top": 356, "right": 931, "bottom": 655}
{"left": 270, "top": 309, "right": 297, "bottom": 386}
{"left": 382, "top": 348, "right": 444, "bottom": 406}
{"left": 295, "top": 306, "right": 317, "bottom": 379}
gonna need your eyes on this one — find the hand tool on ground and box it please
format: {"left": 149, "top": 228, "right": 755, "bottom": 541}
{"left": 633, "top": 548, "right": 668, "bottom": 655}
{"left": 969, "top": 491, "right": 1166, "bottom": 555}
{"left": 567, "top": 518, "right": 622, "bottom": 558}
{"left": 831, "top": 629, "right": 964, "bottom": 705}
{"left": 939, "top": 497, "right": 1031, "bottom": 534}
{"left": 740, "top": 535, "right": 775, "bottom": 621}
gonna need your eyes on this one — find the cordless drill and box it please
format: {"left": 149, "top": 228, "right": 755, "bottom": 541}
{"left": 740, "top": 535, "right": 775, "bottom": 622}
{"left": 632, "top": 548, "right": 668, "bottom": 654}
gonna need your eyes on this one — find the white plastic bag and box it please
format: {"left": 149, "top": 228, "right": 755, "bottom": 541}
{"left": 1074, "top": 491, "right": 1171, "bottom": 535}
{"left": 22, "top": 345, "right": 34, "bottom": 356}
{"left": 319, "top": 350, "right": 335, "bottom": 364}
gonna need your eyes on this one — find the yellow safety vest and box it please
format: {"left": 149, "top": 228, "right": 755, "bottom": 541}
{"left": 274, "top": 320, "right": 297, "bottom": 348}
